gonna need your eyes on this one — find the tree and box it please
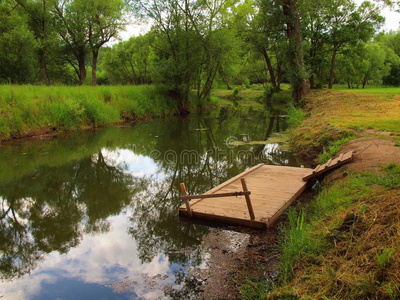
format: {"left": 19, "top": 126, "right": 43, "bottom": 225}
{"left": 0, "top": 2, "right": 38, "bottom": 84}
{"left": 103, "top": 34, "right": 153, "bottom": 84}
{"left": 13, "top": 0, "right": 55, "bottom": 85}
{"left": 53, "top": 0, "right": 89, "bottom": 85}
{"left": 82, "top": 0, "right": 126, "bottom": 86}
{"left": 243, "top": 0, "right": 286, "bottom": 90}
{"left": 324, "top": 0, "right": 383, "bottom": 89}
{"left": 133, "top": 0, "right": 239, "bottom": 114}
{"left": 280, "top": 0, "right": 309, "bottom": 101}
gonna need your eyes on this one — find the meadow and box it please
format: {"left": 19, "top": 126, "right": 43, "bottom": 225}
{"left": 0, "top": 85, "right": 177, "bottom": 141}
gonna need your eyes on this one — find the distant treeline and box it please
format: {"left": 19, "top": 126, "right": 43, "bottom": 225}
{"left": 0, "top": 1, "right": 400, "bottom": 109}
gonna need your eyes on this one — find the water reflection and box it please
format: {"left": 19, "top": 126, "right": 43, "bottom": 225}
{"left": 0, "top": 108, "right": 302, "bottom": 299}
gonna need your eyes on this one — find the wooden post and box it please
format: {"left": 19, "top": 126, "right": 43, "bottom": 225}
{"left": 180, "top": 183, "right": 192, "bottom": 218}
{"left": 240, "top": 178, "right": 255, "bottom": 221}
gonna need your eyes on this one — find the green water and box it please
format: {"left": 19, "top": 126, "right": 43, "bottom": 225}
{"left": 0, "top": 108, "right": 302, "bottom": 299}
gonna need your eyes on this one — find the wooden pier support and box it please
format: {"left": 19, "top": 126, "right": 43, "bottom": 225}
{"left": 180, "top": 183, "right": 192, "bottom": 217}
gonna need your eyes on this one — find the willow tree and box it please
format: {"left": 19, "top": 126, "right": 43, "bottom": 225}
{"left": 132, "top": 0, "right": 239, "bottom": 114}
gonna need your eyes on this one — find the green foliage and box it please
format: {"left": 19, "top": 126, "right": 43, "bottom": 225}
{"left": 0, "top": 3, "right": 38, "bottom": 84}
{"left": 318, "top": 137, "right": 354, "bottom": 164}
{"left": 287, "top": 104, "right": 305, "bottom": 129}
{"left": 103, "top": 34, "right": 153, "bottom": 85}
{"left": 263, "top": 83, "right": 275, "bottom": 100}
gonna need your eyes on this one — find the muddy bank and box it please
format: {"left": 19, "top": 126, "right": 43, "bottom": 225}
{"left": 192, "top": 192, "right": 314, "bottom": 299}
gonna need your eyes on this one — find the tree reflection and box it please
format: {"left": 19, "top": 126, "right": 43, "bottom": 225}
{"left": 0, "top": 150, "right": 135, "bottom": 280}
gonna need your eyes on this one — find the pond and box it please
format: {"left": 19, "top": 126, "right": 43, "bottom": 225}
{"left": 0, "top": 107, "right": 303, "bottom": 299}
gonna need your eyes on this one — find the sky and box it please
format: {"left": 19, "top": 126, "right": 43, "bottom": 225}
{"left": 115, "top": 2, "right": 400, "bottom": 43}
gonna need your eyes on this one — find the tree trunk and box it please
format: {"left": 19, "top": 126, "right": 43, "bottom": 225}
{"left": 281, "top": 0, "right": 309, "bottom": 102}
{"left": 226, "top": 76, "right": 232, "bottom": 90}
{"left": 310, "top": 74, "right": 315, "bottom": 89}
{"left": 39, "top": 51, "right": 50, "bottom": 86}
{"left": 277, "top": 62, "right": 282, "bottom": 90}
{"left": 328, "top": 50, "right": 337, "bottom": 89}
{"left": 78, "top": 51, "right": 86, "bottom": 85}
{"left": 362, "top": 74, "right": 368, "bottom": 89}
{"left": 262, "top": 49, "right": 277, "bottom": 89}
{"left": 92, "top": 50, "right": 98, "bottom": 86}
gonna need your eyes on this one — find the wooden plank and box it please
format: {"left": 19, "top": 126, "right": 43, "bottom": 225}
{"left": 302, "top": 151, "right": 353, "bottom": 181}
{"left": 178, "top": 162, "right": 335, "bottom": 229}
{"left": 189, "top": 164, "right": 264, "bottom": 207}
{"left": 179, "top": 210, "right": 267, "bottom": 229}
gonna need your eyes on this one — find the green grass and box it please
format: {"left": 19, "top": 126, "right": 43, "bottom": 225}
{"left": 287, "top": 104, "right": 305, "bottom": 129}
{"left": 0, "top": 85, "right": 177, "bottom": 140}
{"left": 270, "top": 163, "right": 400, "bottom": 297}
{"left": 318, "top": 137, "right": 354, "bottom": 164}
{"left": 333, "top": 85, "right": 400, "bottom": 95}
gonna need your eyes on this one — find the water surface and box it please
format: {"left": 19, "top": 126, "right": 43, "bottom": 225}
{"left": 0, "top": 107, "right": 302, "bottom": 299}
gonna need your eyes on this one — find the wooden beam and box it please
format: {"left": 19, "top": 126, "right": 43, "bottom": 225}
{"left": 313, "top": 164, "right": 321, "bottom": 173}
{"left": 240, "top": 178, "right": 255, "bottom": 220}
{"left": 302, "top": 151, "right": 353, "bottom": 181}
{"left": 325, "top": 158, "right": 333, "bottom": 168}
{"left": 180, "top": 183, "right": 192, "bottom": 218}
{"left": 182, "top": 191, "right": 251, "bottom": 201}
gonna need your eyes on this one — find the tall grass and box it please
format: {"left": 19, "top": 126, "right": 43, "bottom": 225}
{"left": 287, "top": 103, "right": 305, "bottom": 129}
{"left": 277, "top": 164, "right": 400, "bottom": 284}
{"left": 0, "top": 85, "right": 177, "bottom": 140}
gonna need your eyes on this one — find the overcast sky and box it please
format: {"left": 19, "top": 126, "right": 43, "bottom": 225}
{"left": 115, "top": 2, "right": 399, "bottom": 43}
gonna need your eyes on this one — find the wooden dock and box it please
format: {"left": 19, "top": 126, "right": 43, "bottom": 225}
{"left": 179, "top": 151, "right": 353, "bottom": 229}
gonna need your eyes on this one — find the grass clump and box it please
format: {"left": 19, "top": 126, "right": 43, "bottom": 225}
{"left": 239, "top": 280, "right": 268, "bottom": 300}
{"left": 268, "top": 164, "right": 400, "bottom": 299}
{"left": 287, "top": 104, "right": 305, "bottom": 129}
{"left": 0, "top": 85, "right": 176, "bottom": 141}
{"left": 318, "top": 136, "right": 354, "bottom": 164}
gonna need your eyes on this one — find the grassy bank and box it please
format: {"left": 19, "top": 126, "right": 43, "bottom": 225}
{"left": 289, "top": 89, "right": 400, "bottom": 161}
{"left": 269, "top": 163, "right": 400, "bottom": 299}
{"left": 240, "top": 87, "right": 400, "bottom": 299}
{"left": 0, "top": 85, "right": 177, "bottom": 141}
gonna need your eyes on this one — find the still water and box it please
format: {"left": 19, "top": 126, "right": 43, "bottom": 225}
{"left": 0, "top": 107, "right": 302, "bottom": 299}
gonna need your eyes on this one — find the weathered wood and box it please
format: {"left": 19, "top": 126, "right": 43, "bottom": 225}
{"left": 180, "top": 183, "right": 192, "bottom": 218}
{"left": 326, "top": 158, "right": 333, "bottom": 168}
{"left": 302, "top": 151, "right": 353, "bottom": 181}
{"left": 241, "top": 178, "right": 255, "bottom": 220}
{"left": 179, "top": 164, "right": 313, "bottom": 228}
{"left": 179, "top": 152, "right": 354, "bottom": 229}
{"left": 313, "top": 164, "right": 321, "bottom": 173}
{"left": 182, "top": 191, "right": 251, "bottom": 201}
